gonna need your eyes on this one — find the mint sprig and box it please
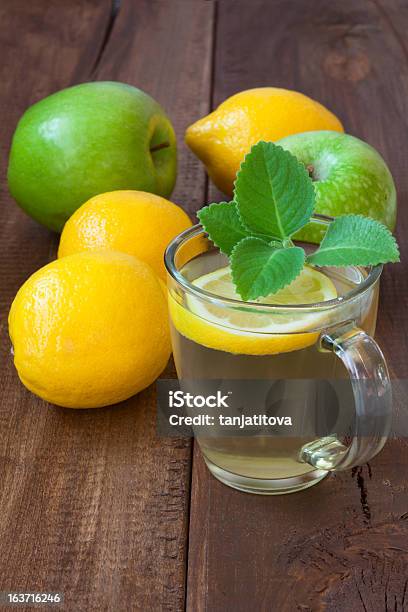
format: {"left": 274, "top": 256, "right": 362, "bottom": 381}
{"left": 234, "top": 141, "right": 315, "bottom": 240}
{"left": 197, "top": 201, "right": 250, "bottom": 256}
{"left": 307, "top": 215, "right": 399, "bottom": 266}
{"left": 198, "top": 141, "right": 399, "bottom": 301}
{"left": 231, "top": 238, "right": 305, "bottom": 301}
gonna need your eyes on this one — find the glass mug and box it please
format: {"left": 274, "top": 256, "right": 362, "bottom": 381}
{"left": 165, "top": 216, "right": 392, "bottom": 494}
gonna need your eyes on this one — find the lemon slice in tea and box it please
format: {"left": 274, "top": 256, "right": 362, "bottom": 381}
{"left": 189, "top": 265, "right": 337, "bottom": 331}
{"left": 169, "top": 265, "right": 337, "bottom": 355}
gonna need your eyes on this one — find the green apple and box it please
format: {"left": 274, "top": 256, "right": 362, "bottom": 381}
{"left": 7, "top": 81, "right": 177, "bottom": 232}
{"left": 277, "top": 131, "right": 397, "bottom": 239}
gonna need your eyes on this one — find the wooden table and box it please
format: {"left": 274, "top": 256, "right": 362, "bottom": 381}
{"left": 1, "top": 1, "right": 408, "bottom": 610}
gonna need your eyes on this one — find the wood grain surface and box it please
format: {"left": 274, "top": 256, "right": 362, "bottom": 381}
{"left": 0, "top": 1, "right": 214, "bottom": 611}
{"left": 1, "top": 1, "right": 408, "bottom": 611}
{"left": 188, "top": 1, "right": 408, "bottom": 611}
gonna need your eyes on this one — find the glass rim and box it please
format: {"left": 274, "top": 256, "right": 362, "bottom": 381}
{"left": 164, "top": 214, "right": 383, "bottom": 312}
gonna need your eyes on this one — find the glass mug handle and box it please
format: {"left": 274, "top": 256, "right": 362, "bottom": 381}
{"left": 301, "top": 324, "right": 392, "bottom": 471}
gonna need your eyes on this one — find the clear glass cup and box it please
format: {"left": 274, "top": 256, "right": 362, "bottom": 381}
{"left": 165, "top": 215, "right": 392, "bottom": 494}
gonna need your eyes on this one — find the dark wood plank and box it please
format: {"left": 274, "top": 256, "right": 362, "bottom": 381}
{"left": 0, "top": 1, "right": 215, "bottom": 610}
{"left": 95, "top": 0, "right": 215, "bottom": 218}
{"left": 187, "top": 1, "right": 408, "bottom": 610}
{"left": 93, "top": 1, "right": 215, "bottom": 609}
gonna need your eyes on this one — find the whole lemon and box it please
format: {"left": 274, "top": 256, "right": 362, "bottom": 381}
{"left": 9, "top": 251, "right": 171, "bottom": 408}
{"left": 58, "top": 190, "right": 192, "bottom": 280}
{"left": 185, "top": 87, "right": 344, "bottom": 195}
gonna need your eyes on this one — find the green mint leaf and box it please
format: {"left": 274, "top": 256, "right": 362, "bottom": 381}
{"left": 234, "top": 141, "right": 315, "bottom": 240}
{"left": 307, "top": 215, "right": 400, "bottom": 267}
{"left": 231, "top": 237, "right": 305, "bottom": 301}
{"left": 197, "top": 201, "right": 251, "bottom": 255}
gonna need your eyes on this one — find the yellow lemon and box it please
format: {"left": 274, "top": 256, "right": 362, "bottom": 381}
{"left": 185, "top": 88, "right": 344, "bottom": 195}
{"left": 9, "top": 251, "right": 171, "bottom": 408}
{"left": 58, "top": 190, "right": 192, "bottom": 280}
{"left": 169, "top": 265, "right": 337, "bottom": 355}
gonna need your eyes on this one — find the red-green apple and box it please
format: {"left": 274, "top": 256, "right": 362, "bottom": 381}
{"left": 277, "top": 131, "right": 396, "bottom": 232}
{"left": 7, "top": 81, "right": 177, "bottom": 232}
